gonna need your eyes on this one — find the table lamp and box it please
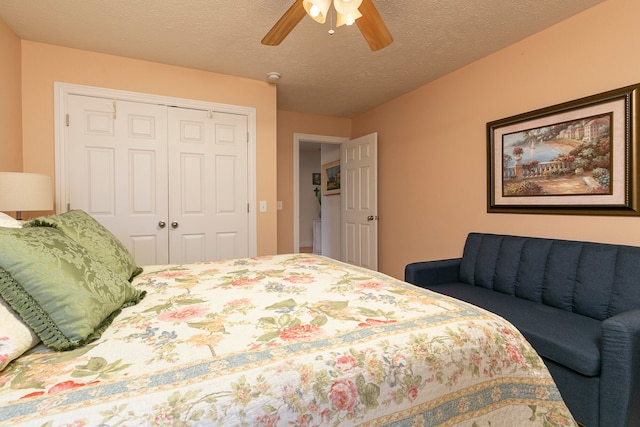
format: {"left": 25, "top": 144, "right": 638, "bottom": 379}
{"left": 0, "top": 172, "right": 54, "bottom": 220}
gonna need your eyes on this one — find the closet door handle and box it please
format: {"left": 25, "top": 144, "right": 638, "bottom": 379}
{"left": 158, "top": 221, "right": 166, "bottom": 228}
{"left": 171, "top": 221, "right": 179, "bottom": 229}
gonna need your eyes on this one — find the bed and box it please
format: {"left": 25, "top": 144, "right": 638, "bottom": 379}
{"left": 0, "top": 211, "right": 577, "bottom": 426}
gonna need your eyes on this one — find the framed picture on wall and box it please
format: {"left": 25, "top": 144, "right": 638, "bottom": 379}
{"left": 322, "top": 160, "right": 341, "bottom": 195}
{"left": 312, "top": 173, "right": 321, "bottom": 185}
{"left": 487, "top": 83, "right": 640, "bottom": 216}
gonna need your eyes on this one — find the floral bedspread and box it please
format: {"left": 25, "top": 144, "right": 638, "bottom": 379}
{"left": 0, "top": 254, "right": 576, "bottom": 426}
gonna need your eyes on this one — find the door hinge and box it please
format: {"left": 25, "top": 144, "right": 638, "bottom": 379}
{"left": 65, "top": 114, "right": 70, "bottom": 127}
{"left": 247, "top": 203, "right": 250, "bottom": 213}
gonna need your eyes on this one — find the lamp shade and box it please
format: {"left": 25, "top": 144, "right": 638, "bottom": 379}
{"left": 336, "top": 9, "right": 362, "bottom": 26}
{"left": 333, "top": 0, "right": 362, "bottom": 14}
{"left": 0, "top": 172, "right": 53, "bottom": 219}
{"left": 303, "top": 0, "right": 331, "bottom": 24}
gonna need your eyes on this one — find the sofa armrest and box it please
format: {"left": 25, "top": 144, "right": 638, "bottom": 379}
{"left": 600, "top": 308, "right": 640, "bottom": 427}
{"left": 404, "top": 258, "right": 462, "bottom": 288}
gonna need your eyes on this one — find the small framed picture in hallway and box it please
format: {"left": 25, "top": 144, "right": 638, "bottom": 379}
{"left": 487, "top": 83, "right": 640, "bottom": 216}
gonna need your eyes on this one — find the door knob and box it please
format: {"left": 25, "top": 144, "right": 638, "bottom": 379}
{"left": 171, "top": 221, "right": 179, "bottom": 228}
{"left": 158, "top": 221, "right": 166, "bottom": 228}
{"left": 367, "top": 215, "right": 379, "bottom": 221}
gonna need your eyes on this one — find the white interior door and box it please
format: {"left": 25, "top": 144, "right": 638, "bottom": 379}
{"left": 167, "top": 108, "right": 249, "bottom": 263}
{"left": 209, "top": 112, "right": 250, "bottom": 260}
{"left": 341, "top": 133, "right": 378, "bottom": 270}
{"left": 66, "top": 92, "right": 250, "bottom": 265}
{"left": 67, "top": 94, "right": 169, "bottom": 265}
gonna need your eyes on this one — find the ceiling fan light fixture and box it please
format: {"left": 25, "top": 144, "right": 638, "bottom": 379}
{"left": 333, "top": 0, "right": 363, "bottom": 15}
{"left": 262, "top": 0, "right": 393, "bottom": 51}
{"left": 336, "top": 9, "right": 362, "bottom": 26}
{"left": 303, "top": 0, "right": 331, "bottom": 24}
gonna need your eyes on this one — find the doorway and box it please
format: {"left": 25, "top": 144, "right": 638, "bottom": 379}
{"left": 293, "top": 133, "right": 348, "bottom": 258}
{"left": 298, "top": 141, "right": 321, "bottom": 254}
{"left": 293, "top": 132, "right": 379, "bottom": 270}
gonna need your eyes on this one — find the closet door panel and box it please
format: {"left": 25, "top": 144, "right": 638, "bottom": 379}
{"left": 167, "top": 108, "right": 249, "bottom": 263}
{"left": 216, "top": 232, "right": 238, "bottom": 260}
{"left": 85, "top": 147, "right": 115, "bottom": 215}
{"left": 215, "top": 155, "right": 237, "bottom": 213}
{"left": 180, "top": 233, "right": 206, "bottom": 264}
{"left": 68, "top": 95, "right": 169, "bottom": 265}
{"left": 67, "top": 94, "right": 251, "bottom": 266}
{"left": 168, "top": 108, "right": 211, "bottom": 263}
{"left": 129, "top": 150, "right": 158, "bottom": 214}
{"left": 181, "top": 154, "right": 205, "bottom": 214}
{"left": 211, "top": 112, "right": 249, "bottom": 259}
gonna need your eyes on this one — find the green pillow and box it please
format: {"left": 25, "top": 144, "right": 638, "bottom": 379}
{"left": 0, "top": 227, "right": 145, "bottom": 351}
{"left": 26, "top": 210, "right": 142, "bottom": 281}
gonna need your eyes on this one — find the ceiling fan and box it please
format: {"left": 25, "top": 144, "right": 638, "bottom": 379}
{"left": 261, "top": 0, "right": 393, "bottom": 51}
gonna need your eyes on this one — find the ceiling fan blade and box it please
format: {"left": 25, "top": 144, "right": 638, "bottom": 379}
{"left": 261, "top": 0, "right": 307, "bottom": 46}
{"left": 356, "top": 0, "right": 393, "bottom": 51}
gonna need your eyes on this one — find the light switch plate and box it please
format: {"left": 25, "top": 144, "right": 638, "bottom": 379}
{"left": 259, "top": 201, "right": 267, "bottom": 212}
{"left": 277, "top": 201, "right": 283, "bottom": 210}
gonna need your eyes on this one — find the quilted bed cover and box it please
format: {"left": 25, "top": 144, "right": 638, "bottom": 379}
{"left": 0, "top": 254, "right": 576, "bottom": 426}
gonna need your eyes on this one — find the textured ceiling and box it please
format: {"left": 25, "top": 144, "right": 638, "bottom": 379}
{"left": 0, "top": 0, "right": 605, "bottom": 117}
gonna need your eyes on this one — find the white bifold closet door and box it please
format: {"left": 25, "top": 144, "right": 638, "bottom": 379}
{"left": 67, "top": 94, "right": 249, "bottom": 265}
{"left": 166, "top": 107, "right": 248, "bottom": 264}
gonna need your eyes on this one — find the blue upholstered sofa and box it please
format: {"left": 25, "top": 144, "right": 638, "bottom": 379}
{"left": 405, "top": 232, "right": 640, "bottom": 427}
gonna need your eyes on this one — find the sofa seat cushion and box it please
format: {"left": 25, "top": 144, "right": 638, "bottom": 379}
{"left": 425, "top": 283, "right": 602, "bottom": 377}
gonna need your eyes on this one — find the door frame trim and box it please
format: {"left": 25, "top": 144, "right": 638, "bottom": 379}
{"left": 54, "top": 82, "right": 258, "bottom": 257}
{"left": 293, "top": 133, "right": 348, "bottom": 254}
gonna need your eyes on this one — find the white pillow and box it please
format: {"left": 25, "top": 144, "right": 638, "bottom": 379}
{"left": 0, "top": 298, "right": 40, "bottom": 371}
{"left": 0, "top": 212, "right": 22, "bottom": 228}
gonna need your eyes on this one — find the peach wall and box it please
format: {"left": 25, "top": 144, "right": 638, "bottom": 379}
{"left": 352, "top": 0, "right": 640, "bottom": 279}
{"left": 0, "top": 18, "right": 22, "bottom": 171}
{"left": 276, "top": 110, "right": 351, "bottom": 253}
{"left": 20, "top": 41, "right": 278, "bottom": 255}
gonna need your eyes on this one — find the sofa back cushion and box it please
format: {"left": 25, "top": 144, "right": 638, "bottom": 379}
{"left": 515, "top": 238, "right": 552, "bottom": 302}
{"left": 608, "top": 246, "right": 640, "bottom": 316}
{"left": 459, "top": 232, "right": 640, "bottom": 320}
{"left": 573, "top": 245, "right": 617, "bottom": 319}
{"left": 494, "top": 236, "right": 526, "bottom": 294}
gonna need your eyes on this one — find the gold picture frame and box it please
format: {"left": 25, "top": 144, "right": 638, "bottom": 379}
{"left": 322, "top": 160, "right": 341, "bottom": 196}
{"left": 487, "top": 83, "right": 640, "bottom": 215}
